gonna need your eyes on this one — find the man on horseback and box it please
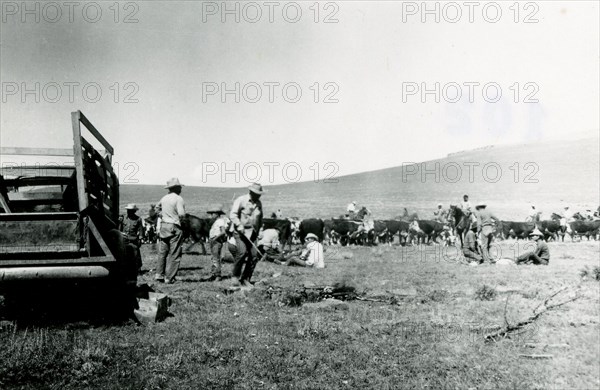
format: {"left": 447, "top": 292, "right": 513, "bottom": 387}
{"left": 525, "top": 204, "right": 541, "bottom": 222}
{"left": 450, "top": 205, "right": 470, "bottom": 248}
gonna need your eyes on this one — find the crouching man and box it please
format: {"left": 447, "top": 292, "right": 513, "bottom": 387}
{"left": 257, "top": 227, "right": 283, "bottom": 262}
{"left": 516, "top": 228, "right": 550, "bottom": 265}
{"left": 463, "top": 222, "right": 483, "bottom": 265}
{"left": 207, "top": 204, "right": 233, "bottom": 281}
{"left": 276, "top": 233, "right": 324, "bottom": 268}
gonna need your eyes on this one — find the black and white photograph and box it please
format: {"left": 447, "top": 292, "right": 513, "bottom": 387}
{"left": 0, "top": 1, "right": 599, "bottom": 388}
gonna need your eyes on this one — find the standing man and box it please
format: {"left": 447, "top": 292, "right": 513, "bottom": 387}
{"left": 516, "top": 228, "right": 550, "bottom": 265}
{"left": 347, "top": 201, "right": 357, "bottom": 219}
{"left": 475, "top": 203, "right": 500, "bottom": 264}
{"left": 119, "top": 203, "right": 144, "bottom": 272}
{"left": 155, "top": 178, "right": 186, "bottom": 284}
{"left": 230, "top": 183, "right": 265, "bottom": 286}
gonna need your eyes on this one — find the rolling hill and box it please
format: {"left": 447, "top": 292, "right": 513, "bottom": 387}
{"left": 121, "top": 136, "right": 599, "bottom": 221}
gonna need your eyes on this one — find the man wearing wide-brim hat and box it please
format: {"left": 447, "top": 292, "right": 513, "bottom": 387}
{"left": 119, "top": 203, "right": 144, "bottom": 272}
{"left": 229, "top": 183, "right": 265, "bottom": 286}
{"left": 155, "top": 178, "right": 186, "bottom": 284}
{"left": 515, "top": 228, "right": 550, "bottom": 265}
{"left": 276, "top": 233, "right": 325, "bottom": 268}
{"left": 475, "top": 203, "right": 500, "bottom": 264}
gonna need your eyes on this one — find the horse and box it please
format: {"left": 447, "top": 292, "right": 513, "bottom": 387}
{"left": 449, "top": 205, "right": 470, "bottom": 248}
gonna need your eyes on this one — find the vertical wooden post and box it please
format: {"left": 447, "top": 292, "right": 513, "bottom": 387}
{"left": 71, "top": 111, "right": 88, "bottom": 212}
{"left": 72, "top": 111, "right": 90, "bottom": 255}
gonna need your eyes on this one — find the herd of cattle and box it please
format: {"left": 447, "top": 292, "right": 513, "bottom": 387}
{"left": 140, "top": 209, "right": 600, "bottom": 253}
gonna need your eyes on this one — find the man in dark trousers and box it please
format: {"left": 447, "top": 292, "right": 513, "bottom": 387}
{"left": 462, "top": 222, "right": 483, "bottom": 264}
{"left": 516, "top": 228, "right": 550, "bottom": 265}
{"left": 229, "top": 183, "right": 265, "bottom": 287}
{"left": 119, "top": 203, "right": 144, "bottom": 272}
{"left": 155, "top": 178, "right": 186, "bottom": 284}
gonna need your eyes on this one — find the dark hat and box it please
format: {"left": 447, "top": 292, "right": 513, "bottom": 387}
{"left": 207, "top": 204, "right": 226, "bottom": 215}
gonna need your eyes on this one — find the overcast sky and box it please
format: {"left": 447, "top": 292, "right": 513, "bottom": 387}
{"left": 1, "top": 1, "right": 598, "bottom": 187}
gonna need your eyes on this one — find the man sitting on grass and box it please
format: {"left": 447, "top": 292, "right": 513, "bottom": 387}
{"left": 275, "top": 233, "right": 324, "bottom": 268}
{"left": 515, "top": 228, "right": 550, "bottom": 265}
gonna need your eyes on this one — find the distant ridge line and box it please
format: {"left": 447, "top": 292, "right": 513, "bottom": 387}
{"left": 447, "top": 145, "right": 495, "bottom": 157}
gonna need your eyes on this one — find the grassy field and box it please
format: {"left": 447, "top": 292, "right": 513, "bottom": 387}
{"left": 1, "top": 137, "right": 598, "bottom": 389}
{"left": 1, "top": 239, "right": 599, "bottom": 389}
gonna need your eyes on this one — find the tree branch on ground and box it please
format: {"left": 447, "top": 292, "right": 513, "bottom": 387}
{"left": 485, "top": 286, "right": 581, "bottom": 343}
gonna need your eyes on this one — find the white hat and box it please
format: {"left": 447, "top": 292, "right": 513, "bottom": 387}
{"left": 529, "top": 228, "right": 544, "bottom": 237}
{"left": 305, "top": 233, "right": 319, "bottom": 241}
{"left": 125, "top": 203, "right": 138, "bottom": 211}
{"left": 164, "top": 177, "right": 184, "bottom": 189}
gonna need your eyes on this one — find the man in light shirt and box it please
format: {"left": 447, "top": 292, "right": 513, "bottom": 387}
{"left": 155, "top": 177, "right": 186, "bottom": 284}
{"left": 347, "top": 201, "right": 357, "bottom": 219}
{"left": 230, "top": 183, "right": 264, "bottom": 286}
{"left": 257, "top": 227, "right": 282, "bottom": 262}
{"left": 277, "top": 233, "right": 325, "bottom": 268}
{"left": 207, "top": 204, "right": 231, "bottom": 281}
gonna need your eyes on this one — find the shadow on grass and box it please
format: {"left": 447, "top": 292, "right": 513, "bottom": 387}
{"left": 0, "top": 281, "right": 138, "bottom": 329}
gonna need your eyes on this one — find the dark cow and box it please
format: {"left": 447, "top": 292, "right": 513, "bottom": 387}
{"left": 569, "top": 220, "right": 600, "bottom": 241}
{"left": 383, "top": 220, "right": 410, "bottom": 246}
{"left": 374, "top": 220, "right": 390, "bottom": 244}
{"left": 262, "top": 218, "right": 293, "bottom": 250}
{"left": 180, "top": 214, "right": 211, "bottom": 254}
{"left": 409, "top": 220, "right": 445, "bottom": 244}
{"left": 324, "top": 219, "right": 362, "bottom": 246}
{"left": 298, "top": 218, "right": 325, "bottom": 244}
{"left": 537, "top": 220, "right": 562, "bottom": 241}
{"left": 497, "top": 221, "right": 535, "bottom": 240}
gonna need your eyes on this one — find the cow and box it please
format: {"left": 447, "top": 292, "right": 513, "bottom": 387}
{"left": 262, "top": 218, "right": 293, "bottom": 250}
{"left": 569, "top": 220, "right": 600, "bottom": 241}
{"left": 409, "top": 220, "right": 445, "bottom": 245}
{"left": 298, "top": 218, "right": 325, "bottom": 244}
{"left": 373, "top": 220, "right": 390, "bottom": 244}
{"left": 536, "top": 220, "right": 562, "bottom": 241}
{"left": 324, "top": 219, "right": 362, "bottom": 246}
{"left": 497, "top": 221, "right": 535, "bottom": 240}
{"left": 180, "top": 214, "right": 211, "bottom": 255}
{"left": 382, "top": 220, "right": 410, "bottom": 246}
